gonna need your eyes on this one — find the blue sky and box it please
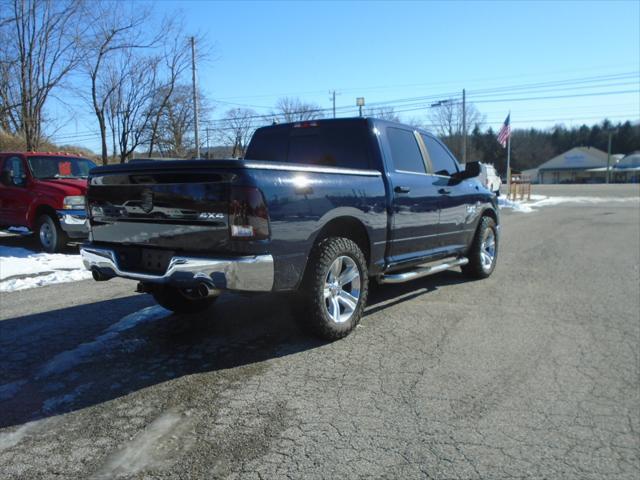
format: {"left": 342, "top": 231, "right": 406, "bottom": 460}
{"left": 51, "top": 0, "right": 640, "bottom": 151}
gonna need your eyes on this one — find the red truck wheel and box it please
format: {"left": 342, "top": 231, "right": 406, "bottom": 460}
{"left": 36, "top": 214, "right": 68, "bottom": 253}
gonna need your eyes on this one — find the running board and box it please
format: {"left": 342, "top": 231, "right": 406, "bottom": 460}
{"left": 377, "top": 257, "right": 469, "bottom": 284}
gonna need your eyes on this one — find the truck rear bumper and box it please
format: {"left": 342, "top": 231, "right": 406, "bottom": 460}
{"left": 57, "top": 210, "right": 88, "bottom": 238}
{"left": 80, "top": 245, "right": 274, "bottom": 292}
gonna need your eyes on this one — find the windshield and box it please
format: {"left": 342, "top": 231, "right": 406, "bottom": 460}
{"left": 27, "top": 156, "right": 97, "bottom": 179}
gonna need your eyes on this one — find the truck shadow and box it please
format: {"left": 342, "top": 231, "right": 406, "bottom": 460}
{"left": 0, "top": 231, "right": 80, "bottom": 252}
{"left": 0, "top": 271, "right": 467, "bottom": 430}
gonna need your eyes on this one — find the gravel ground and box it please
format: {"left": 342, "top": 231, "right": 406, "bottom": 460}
{"left": 0, "top": 186, "right": 638, "bottom": 479}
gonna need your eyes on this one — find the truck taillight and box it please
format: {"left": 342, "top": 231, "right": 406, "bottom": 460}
{"left": 229, "top": 186, "right": 270, "bottom": 240}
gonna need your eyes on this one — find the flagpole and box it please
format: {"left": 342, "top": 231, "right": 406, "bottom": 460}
{"left": 506, "top": 112, "right": 511, "bottom": 199}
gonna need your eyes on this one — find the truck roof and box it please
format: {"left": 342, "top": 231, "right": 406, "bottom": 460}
{"left": 0, "top": 151, "right": 89, "bottom": 159}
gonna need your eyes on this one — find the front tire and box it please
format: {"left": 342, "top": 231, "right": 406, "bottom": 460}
{"left": 462, "top": 216, "right": 498, "bottom": 279}
{"left": 298, "top": 237, "right": 368, "bottom": 340}
{"left": 150, "top": 285, "right": 217, "bottom": 314}
{"left": 36, "top": 214, "right": 68, "bottom": 253}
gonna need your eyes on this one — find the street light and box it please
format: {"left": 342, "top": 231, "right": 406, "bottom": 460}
{"left": 356, "top": 97, "right": 365, "bottom": 117}
{"left": 430, "top": 99, "right": 451, "bottom": 107}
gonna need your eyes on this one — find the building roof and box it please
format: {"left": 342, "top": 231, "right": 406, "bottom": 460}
{"left": 615, "top": 152, "right": 640, "bottom": 169}
{"left": 537, "top": 147, "right": 609, "bottom": 171}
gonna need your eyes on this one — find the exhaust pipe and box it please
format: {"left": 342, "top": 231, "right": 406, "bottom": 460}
{"left": 196, "top": 282, "right": 220, "bottom": 298}
{"left": 91, "top": 268, "right": 112, "bottom": 282}
{"left": 135, "top": 280, "right": 220, "bottom": 297}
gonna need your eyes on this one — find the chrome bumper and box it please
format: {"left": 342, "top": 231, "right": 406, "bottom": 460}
{"left": 57, "top": 209, "right": 88, "bottom": 237}
{"left": 80, "top": 246, "right": 274, "bottom": 292}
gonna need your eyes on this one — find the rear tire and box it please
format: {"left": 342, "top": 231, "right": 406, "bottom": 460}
{"left": 462, "top": 216, "right": 498, "bottom": 279}
{"left": 298, "top": 237, "right": 368, "bottom": 341}
{"left": 36, "top": 214, "right": 68, "bottom": 253}
{"left": 150, "top": 285, "right": 217, "bottom": 314}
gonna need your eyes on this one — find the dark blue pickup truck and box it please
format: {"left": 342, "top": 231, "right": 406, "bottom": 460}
{"left": 81, "top": 118, "right": 499, "bottom": 340}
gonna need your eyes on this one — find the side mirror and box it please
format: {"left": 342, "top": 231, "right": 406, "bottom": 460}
{"left": 459, "top": 161, "right": 480, "bottom": 180}
{"left": 451, "top": 162, "right": 480, "bottom": 182}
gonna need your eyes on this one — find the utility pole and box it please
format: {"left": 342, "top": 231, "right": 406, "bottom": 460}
{"left": 205, "top": 127, "right": 210, "bottom": 159}
{"left": 329, "top": 90, "right": 336, "bottom": 118}
{"left": 191, "top": 36, "right": 200, "bottom": 158}
{"left": 462, "top": 88, "right": 467, "bottom": 164}
{"left": 606, "top": 128, "right": 618, "bottom": 184}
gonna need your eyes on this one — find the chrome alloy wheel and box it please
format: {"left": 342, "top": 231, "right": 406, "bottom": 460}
{"left": 39, "top": 217, "right": 55, "bottom": 250}
{"left": 323, "top": 255, "right": 361, "bottom": 324}
{"left": 480, "top": 228, "right": 496, "bottom": 271}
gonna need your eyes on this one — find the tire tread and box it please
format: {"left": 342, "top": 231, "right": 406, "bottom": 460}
{"left": 299, "top": 236, "right": 369, "bottom": 340}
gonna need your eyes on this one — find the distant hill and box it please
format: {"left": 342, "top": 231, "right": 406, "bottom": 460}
{"left": 0, "top": 131, "right": 96, "bottom": 159}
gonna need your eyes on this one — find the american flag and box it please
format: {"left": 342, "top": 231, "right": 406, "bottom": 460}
{"left": 497, "top": 114, "right": 511, "bottom": 147}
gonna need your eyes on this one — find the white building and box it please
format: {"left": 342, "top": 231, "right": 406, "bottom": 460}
{"left": 536, "top": 147, "right": 614, "bottom": 184}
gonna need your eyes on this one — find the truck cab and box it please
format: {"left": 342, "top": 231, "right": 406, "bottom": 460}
{"left": 0, "top": 152, "right": 96, "bottom": 252}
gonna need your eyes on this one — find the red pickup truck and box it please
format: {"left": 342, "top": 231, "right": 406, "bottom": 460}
{"left": 0, "top": 152, "right": 96, "bottom": 252}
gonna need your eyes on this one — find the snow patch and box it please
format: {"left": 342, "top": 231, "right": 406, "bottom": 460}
{"left": 499, "top": 194, "right": 639, "bottom": 213}
{"left": 37, "top": 306, "right": 169, "bottom": 378}
{"left": 498, "top": 197, "right": 534, "bottom": 213}
{"left": 529, "top": 196, "right": 639, "bottom": 207}
{"left": 92, "top": 411, "right": 194, "bottom": 479}
{"left": 0, "top": 245, "right": 91, "bottom": 292}
{"left": 0, "top": 269, "right": 92, "bottom": 292}
{"left": 0, "top": 227, "right": 31, "bottom": 237}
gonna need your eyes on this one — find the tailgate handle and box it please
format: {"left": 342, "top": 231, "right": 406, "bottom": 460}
{"left": 394, "top": 185, "right": 411, "bottom": 194}
{"left": 438, "top": 188, "right": 451, "bottom": 194}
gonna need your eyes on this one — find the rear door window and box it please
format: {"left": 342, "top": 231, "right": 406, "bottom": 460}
{"left": 387, "top": 127, "right": 426, "bottom": 174}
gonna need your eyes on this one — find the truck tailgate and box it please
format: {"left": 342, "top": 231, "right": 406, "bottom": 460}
{"left": 88, "top": 168, "right": 232, "bottom": 253}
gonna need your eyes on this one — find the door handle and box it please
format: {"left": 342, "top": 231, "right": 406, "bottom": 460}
{"left": 295, "top": 185, "right": 313, "bottom": 195}
{"left": 438, "top": 188, "right": 451, "bottom": 194}
{"left": 394, "top": 185, "right": 411, "bottom": 193}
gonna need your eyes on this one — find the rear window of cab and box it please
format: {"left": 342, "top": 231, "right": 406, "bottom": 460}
{"left": 245, "top": 122, "right": 371, "bottom": 170}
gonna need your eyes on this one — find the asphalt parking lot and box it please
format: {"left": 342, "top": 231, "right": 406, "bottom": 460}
{"left": 1, "top": 185, "right": 639, "bottom": 479}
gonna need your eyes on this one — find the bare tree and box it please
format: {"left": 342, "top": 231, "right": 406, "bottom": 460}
{"left": 148, "top": 84, "right": 212, "bottom": 157}
{"left": 0, "top": 0, "right": 83, "bottom": 149}
{"left": 428, "top": 100, "right": 484, "bottom": 158}
{"left": 365, "top": 106, "right": 400, "bottom": 122}
{"left": 82, "top": 1, "right": 159, "bottom": 164}
{"left": 0, "top": 12, "right": 19, "bottom": 133}
{"left": 273, "top": 97, "right": 323, "bottom": 123}
{"left": 106, "top": 51, "right": 160, "bottom": 163}
{"left": 145, "top": 32, "right": 196, "bottom": 156}
{"left": 217, "top": 108, "right": 256, "bottom": 158}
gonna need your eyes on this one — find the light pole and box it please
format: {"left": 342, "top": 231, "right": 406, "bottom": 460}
{"left": 356, "top": 97, "right": 365, "bottom": 117}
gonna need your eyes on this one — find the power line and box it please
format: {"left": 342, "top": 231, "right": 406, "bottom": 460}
{"left": 50, "top": 112, "right": 638, "bottom": 146}
{"left": 48, "top": 72, "right": 639, "bottom": 143}
{"left": 211, "top": 63, "right": 636, "bottom": 101}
